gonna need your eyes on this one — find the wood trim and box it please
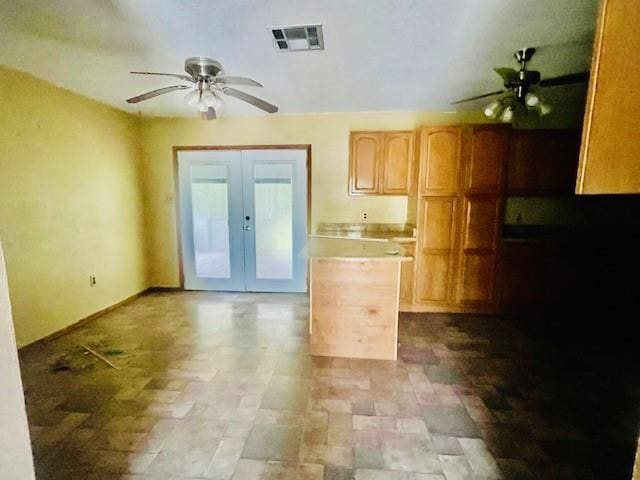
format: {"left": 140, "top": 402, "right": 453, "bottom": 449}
{"left": 147, "top": 286, "right": 183, "bottom": 293}
{"left": 172, "top": 144, "right": 312, "bottom": 290}
{"left": 576, "top": 0, "right": 608, "bottom": 194}
{"left": 172, "top": 148, "right": 185, "bottom": 289}
{"left": 173, "top": 144, "right": 312, "bottom": 152}
{"left": 18, "top": 288, "right": 150, "bottom": 352}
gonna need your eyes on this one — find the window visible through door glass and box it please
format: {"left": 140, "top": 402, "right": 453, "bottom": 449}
{"left": 190, "top": 164, "right": 230, "bottom": 278}
{"left": 254, "top": 163, "right": 293, "bottom": 279}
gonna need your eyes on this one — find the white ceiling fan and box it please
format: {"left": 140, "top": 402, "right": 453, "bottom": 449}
{"left": 126, "top": 57, "right": 278, "bottom": 120}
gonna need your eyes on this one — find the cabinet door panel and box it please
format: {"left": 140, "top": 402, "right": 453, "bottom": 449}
{"left": 383, "top": 132, "right": 414, "bottom": 194}
{"left": 457, "top": 195, "right": 500, "bottom": 306}
{"left": 462, "top": 197, "right": 500, "bottom": 250}
{"left": 506, "top": 130, "right": 536, "bottom": 194}
{"left": 416, "top": 254, "right": 450, "bottom": 302}
{"left": 350, "top": 132, "right": 381, "bottom": 194}
{"left": 536, "top": 130, "right": 581, "bottom": 194}
{"left": 507, "top": 130, "right": 580, "bottom": 195}
{"left": 399, "top": 243, "right": 415, "bottom": 304}
{"left": 420, "top": 128, "right": 461, "bottom": 194}
{"left": 422, "top": 197, "right": 457, "bottom": 249}
{"left": 466, "top": 127, "right": 509, "bottom": 193}
{"left": 415, "top": 197, "right": 457, "bottom": 304}
{"left": 457, "top": 253, "right": 496, "bottom": 304}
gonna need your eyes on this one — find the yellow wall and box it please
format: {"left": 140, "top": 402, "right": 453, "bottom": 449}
{"left": 0, "top": 66, "right": 148, "bottom": 346}
{"left": 140, "top": 110, "right": 486, "bottom": 287}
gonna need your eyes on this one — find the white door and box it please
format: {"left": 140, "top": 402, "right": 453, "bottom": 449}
{"left": 178, "top": 149, "right": 307, "bottom": 292}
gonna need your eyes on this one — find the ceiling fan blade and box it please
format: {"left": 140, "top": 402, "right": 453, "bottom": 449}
{"left": 451, "top": 90, "right": 505, "bottom": 105}
{"left": 130, "top": 71, "right": 194, "bottom": 83}
{"left": 213, "top": 76, "right": 263, "bottom": 87}
{"left": 539, "top": 72, "right": 589, "bottom": 87}
{"left": 222, "top": 87, "right": 278, "bottom": 113}
{"left": 126, "top": 85, "right": 190, "bottom": 104}
{"left": 201, "top": 107, "right": 217, "bottom": 121}
{"left": 494, "top": 67, "right": 519, "bottom": 84}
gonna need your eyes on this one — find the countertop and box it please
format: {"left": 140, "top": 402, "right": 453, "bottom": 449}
{"left": 301, "top": 237, "right": 410, "bottom": 261}
{"left": 314, "top": 223, "right": 417, "bottom": 243}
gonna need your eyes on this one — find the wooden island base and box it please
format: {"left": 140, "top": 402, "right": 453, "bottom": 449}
{"left": 309, "top": 258, "right": 401, "bottom": 360}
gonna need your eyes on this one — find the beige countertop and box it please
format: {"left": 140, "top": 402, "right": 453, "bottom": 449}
{"left": 314, "top": 223, "right": 417, "bottom": 244}
{"left": 301, "top": 236, "right": 410, "bottom": 261}
{"left": 312, "top": 232, "right": 416, "bottom": 243}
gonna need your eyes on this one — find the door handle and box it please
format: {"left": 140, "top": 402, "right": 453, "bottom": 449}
{"left": 244, "top": 225, "right": 252, "bottom": 231}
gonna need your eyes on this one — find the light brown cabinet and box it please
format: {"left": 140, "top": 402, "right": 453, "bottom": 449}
{"left": 576, "top": 0, "right": 640, "bottom": 194}
{"left": 406, "top": 125, "right": 508, "bottom": 313}
{"left": 415, "top": 196, "right": 458, "bottom": 306}
{"left": 456, "top": 126, "right": 509, "bottom": 307}
{"left": 507, "top": 130, "right": 581, "bottom": 195}
{"left": 349, "top": 132, "right": 382, "bottom": 194}
{"left": 399, "top": 242, "right": 415, "bottom": 305}
{"left": 349, "top": 131, "right": 414, "bottom": 195}
{"left": 413, "top": 127, "right": 462, "bottom": 308}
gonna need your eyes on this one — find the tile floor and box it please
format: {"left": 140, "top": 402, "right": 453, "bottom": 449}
{"left": 18, "top": 291, "right": 640, "bottom": 479}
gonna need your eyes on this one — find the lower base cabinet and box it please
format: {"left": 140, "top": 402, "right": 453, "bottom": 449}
{"left": 399, "top": 242, "right": 415, "bottom": 305}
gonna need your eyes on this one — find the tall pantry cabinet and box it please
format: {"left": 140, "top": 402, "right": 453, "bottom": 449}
{"left": 405, "top": 125, "right": 509, "bottom": 313}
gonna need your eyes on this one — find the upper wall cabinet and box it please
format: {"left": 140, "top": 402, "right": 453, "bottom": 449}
{"left": 418, "top": 127, "right": 461, "bottom": 195}
{"left": 382, "top": 132, "right": 414, "bottom": 194}
{"left": 464, "top": 126, "right": 508, "bottom": 194}
{"left": 576, "top": 0, "right": 640, "bottom": 194}
{"left": 349, "top": 132, "right": 382, "bottom": 194}
{"left": 349, "top": 131, "right": 414, "bottom": 195}
{"left": 507, "top": 129, "right": 581, "bottom": 195}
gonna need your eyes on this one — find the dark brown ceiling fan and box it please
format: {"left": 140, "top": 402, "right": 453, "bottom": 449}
{"left": 451, "top": 47, "right": 589, "bottom": 122}
{"left": 126, "top": 57, "right": 278, "bottom": 120}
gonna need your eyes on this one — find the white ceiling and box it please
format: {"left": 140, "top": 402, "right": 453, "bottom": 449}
{"left": 0, "top": 0, "right": 599, "bottom": 118}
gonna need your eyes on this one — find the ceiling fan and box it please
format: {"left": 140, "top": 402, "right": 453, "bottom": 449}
{"left": 126, "top": 57, "right": 278, "bottom": 120}
{"left": 451, "top": 47, "right": 589, "bottom": 123}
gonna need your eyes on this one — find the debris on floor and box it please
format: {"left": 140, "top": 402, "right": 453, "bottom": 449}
{"left": 50, "top": 355, "right": 72, "bottom": 372}
{"left": 49, "top": 344, "right": 125, "bottom": 372}
{"left": 82, "top": 344, "right": 121, "bottom": 370}
{"left": 104, "top": 348, "right": 124, "bottom": 356}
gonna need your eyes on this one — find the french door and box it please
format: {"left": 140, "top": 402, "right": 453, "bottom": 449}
{"left": 177, "top": 149, "right": 308, "bottom": 292}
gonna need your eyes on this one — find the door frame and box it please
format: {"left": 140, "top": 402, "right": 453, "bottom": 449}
{"left": 172, "top": 144, "right": 312, "bottom": 290}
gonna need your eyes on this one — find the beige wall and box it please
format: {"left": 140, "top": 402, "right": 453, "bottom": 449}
{"left": 0, "top": 240, "right": 35, "bottom": 479}
{"left": 140, "top": 110, "right": 486, "bottom": 287}
{"left": 0, "top": 66, "right": 148, "bottom": 346}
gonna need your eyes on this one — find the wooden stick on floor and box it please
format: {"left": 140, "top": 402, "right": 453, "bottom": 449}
{"left": 82, "top": 345, "right": 121, "bottom": 370}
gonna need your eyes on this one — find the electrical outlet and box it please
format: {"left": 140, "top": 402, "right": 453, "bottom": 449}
{"left": 361, "top": 211, "right": 368, "bottom": 222}
{"left": 89, "top": 275, "right": 97, "bottom": 287}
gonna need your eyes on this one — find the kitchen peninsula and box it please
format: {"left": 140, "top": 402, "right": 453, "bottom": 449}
{"left": 303, "top": 236, "right": 410, "bottom": 360}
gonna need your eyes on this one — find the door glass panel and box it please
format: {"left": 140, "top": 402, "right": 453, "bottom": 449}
{"left": 190, "top": 164, "right": 230, "bottom": 278}
{"left": 254, "top": 163, "right": 293, "bottom": 279}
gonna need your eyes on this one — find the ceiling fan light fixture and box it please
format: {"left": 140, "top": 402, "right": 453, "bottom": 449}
{"left": 484, "top": 99, "right": 502, "bottom": 119}
{"left": 525, "top": 92, "right": 540, "bottom": 107}
{"left": 185, "top": 89, "right": 200, "bottom": 107}
{"left": 500, "top": 105, "right": 514, "bottom": 123}
{"left": 538, "top": 102, "right": 552, "bottom": 116}
{"left": 201, "top": 89, "right": 223, "bottom": 109}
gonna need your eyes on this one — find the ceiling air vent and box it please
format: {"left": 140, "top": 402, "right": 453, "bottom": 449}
{"left": 269, "top": 24, "right": 324, "bottom": 51}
